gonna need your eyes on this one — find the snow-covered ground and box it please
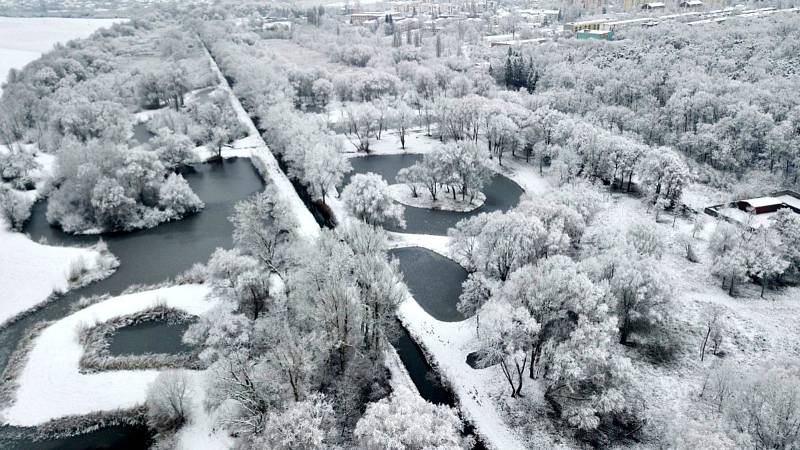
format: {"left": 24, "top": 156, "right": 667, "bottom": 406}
{"left": 0, "top": 17, "right": 124, "bottom": 93}
{"left": 388, "top": 183, "right": 485, "bottom": 212}
{"left": 173, "top": 369, "right": 234, "bottom": 450}
{"left": 1, "top": 284, "right": 216, "bottom": 426}
{"left": 587, "top": 191, "right": 800, "bottom": 441}
{"left": 0, "top": 221, "right": 115, "bottom": 327}
{"left": 342, "top": 128, "right": 439, "bottom": 158}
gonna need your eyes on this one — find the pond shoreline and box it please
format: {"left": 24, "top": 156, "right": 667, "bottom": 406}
{"left": 0, "top": 158, "right": 264, "bottom": 447}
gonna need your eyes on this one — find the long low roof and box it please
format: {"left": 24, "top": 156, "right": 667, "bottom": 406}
{"left": 740, "top": 196, "right": 782, "bottom": 208}
{"left": 740, "top": 194, "right": 800, "bottom": 209}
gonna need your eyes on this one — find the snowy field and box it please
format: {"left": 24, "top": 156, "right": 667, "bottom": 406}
{"left": 0, "top": 221, "right": 111, "bottom": 326}
{"left": 0, "top": 17, "right": 123, "bottom": 93}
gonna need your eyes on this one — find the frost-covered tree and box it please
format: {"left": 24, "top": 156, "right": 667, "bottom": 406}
{"left": 206, "top": 248, "right": 260, "bottom": 302}
{"left": 724, "top": 365, "right": 800, "bottom": 449}
{"left": 344, "top": 102, "right": 379, "bottom": 152}
{"left": 485, "top": 114, "right": 519, "bottom": 166}
{"left": 626, "top": 220, "right": 666, "bottom": 258}
{"left": 254, "top": 394, "right": 336, "bottom": 450}
{"left": 0, "top": 186, "right": 33, "bottom": 231}
{"left": 229, "top": 186, "right": 298, "bottom": 276}
{"left": 449, "top": 210, "right": 564, "bottom": 281}
{"left": 0, "top": 147, "right": 39, "bottom": 189}
{"left": 302, "top": 136, "right": 350, "bottom": 205}
{"left": 772, "top": 208, "right": 800, "bottom": 275}
{"left": 457, "top": 273, "right": 497, "bottom": 337}
{"left": 341, "top": 173, "right": 405, "bottom": 228}
{"left": 544, "top": 315, "right": 637, "bottom": 432}
{"left": 150, "top": 128, "right": 196, "bottom": 170}
{"left": 700, "top": 304, "right": 726, "bottom": 361}
{"left": 740, "top": 228, "right": 788, "bottom": 298}
{"left": 394, "top": 98, "right": 415, "bottom": 150}
{"left": 158, "top": 173, "right": 204, "bottom": 216}
{"left": 47, "top": 139, "right": 202, "bottom": 233}
{"left": 605, "top": 256, "right": 673, "bottom": 345}
{"left": 188, "top": 96, "right": 247, "bottom": 159}
{"left": 641, "top": 148, "right": 690, "bottom": 207}
{"left": 146, "top": 370, "right": 192, "bottom": 435}
{"left": 354, "top": 386, "right": 467, "bottom": 450}
{"left": 311, "top": 78, "right": 333, "bottom": 108}
{"left": 478, "top": 299, "right": 539, "bottom": 397}
{"left": 498, "top": 256, "right": 605, "bottom": 376}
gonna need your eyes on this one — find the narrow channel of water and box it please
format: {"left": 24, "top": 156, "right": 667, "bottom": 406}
{"left": 0, "top": 158, "right": 264, "bottom": 448}
{"left": 347, "top": 154, "right": 524, "bottom": 235}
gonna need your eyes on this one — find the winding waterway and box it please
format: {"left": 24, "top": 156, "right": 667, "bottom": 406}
{"left": 1, "top": 152, "right": 519, "bottom": 448}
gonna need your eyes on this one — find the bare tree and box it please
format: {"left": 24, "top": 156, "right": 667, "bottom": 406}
{"left": 700, "top": 305, "right": 725, "bottom": 361}
{"left": 146, "top": 370, "right": 193, "bottom": 434}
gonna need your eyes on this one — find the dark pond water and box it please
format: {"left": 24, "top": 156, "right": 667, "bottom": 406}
{"left": 0, "top": 425, "right": 152, "bottom": 450}
{"left": 131, "top": 122, "right": 154, "bottom": 146}
{"left": 0, "top": 158, "right": 263, "bottom": 448}
{"left": 108, "top": 320, "right": 195, "bottom": 356}
{"left": 389, "top": 247, "right": 467, "bottom": 322}
{"left": 346, "top": 154, "right": 524, "bottom": 235}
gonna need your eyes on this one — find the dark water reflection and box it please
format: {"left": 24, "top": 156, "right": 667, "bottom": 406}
{"left": 389, "top": 247, "right": 467, "bottom": 322}
{"left": 108, "top": 320, "right": 195, "bottom": 356}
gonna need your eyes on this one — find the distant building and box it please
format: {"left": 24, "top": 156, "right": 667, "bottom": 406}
{"left": 600, "top": 17, "right": 654, "bottom": 30}
{"left": 350, "top": 12, "right": 393, "bottom": 25}
{"left": 737, "top": 193, "right": 800, "bottom": 215}
{"left": 576, "top": 29, "right": 614, "bottom": 40}
{"left": 641, "top": 2, "right": 666, "bottom": 9}
{"left": 680, "top": 0, "right": 704, "bottom": 7}
{"left": 489, "top": 37, "right": 549, "bottom": 47}
{"left": 563, "top": 18, "right": 609, "bottom": 32}
{"left": 705, "top": 191, "right": 800, "bottom": 228}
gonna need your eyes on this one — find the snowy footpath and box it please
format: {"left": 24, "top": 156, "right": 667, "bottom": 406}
{"left": 1, "top": 284, "right": 215, "bottom": 426}
{"left": 201, "top": 41, "right": 319, "bottom": 240}
{"left": 397, "top": 297, "right": 530, "bottom": 450}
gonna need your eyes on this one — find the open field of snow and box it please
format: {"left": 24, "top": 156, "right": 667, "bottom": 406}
{"left": 1, "top": 284, "right": 215, "bottom": 426}
{"left": 0, "top": 222, "right": 115, "bottom": 327}
{"left": 0, "top": 17, "right": 124, "bottom": 92}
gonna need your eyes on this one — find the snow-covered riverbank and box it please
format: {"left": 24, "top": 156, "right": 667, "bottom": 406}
{"left": 0, "top": 223, "right": 118, "bottom": 328}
